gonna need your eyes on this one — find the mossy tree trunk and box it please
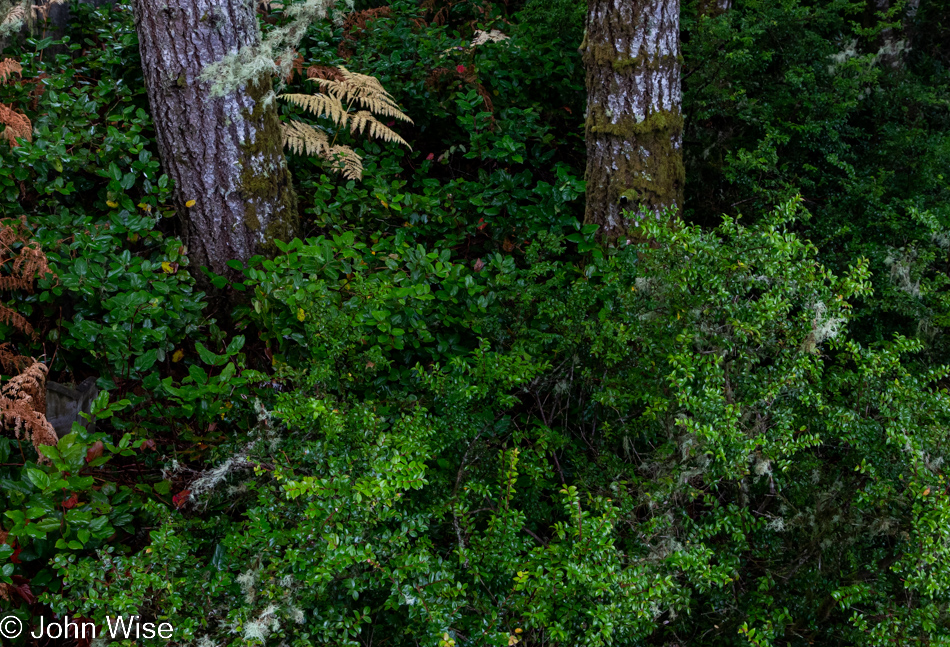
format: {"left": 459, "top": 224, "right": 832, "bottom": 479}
{"left": 582, "top": 0, "right": 683, "bottom": 238}
{"left": 132, "top": 0, "right": 297, "bottom": 280}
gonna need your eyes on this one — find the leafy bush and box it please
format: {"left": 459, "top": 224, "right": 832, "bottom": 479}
{"left": 47, "top": 200, "right": 950, "bottom": 645}
{"left": 2, "top": 0, "right": 949, "bottom": 644}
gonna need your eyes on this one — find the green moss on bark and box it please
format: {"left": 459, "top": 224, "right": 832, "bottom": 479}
{"left": 586, "top": 106, "right": 685, "bottom": 222}
{"left": 239, "top": 75, "right": 298, "bottom": 254}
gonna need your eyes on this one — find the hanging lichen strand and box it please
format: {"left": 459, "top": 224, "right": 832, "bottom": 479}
{"left": 582, "top": 0, "right": 684, "bottom": 238}
{"left": 133, "top": 0, "right": 297, "bottom": 280}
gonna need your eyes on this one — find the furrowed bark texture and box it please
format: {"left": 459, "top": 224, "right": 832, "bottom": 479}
{"left": 582, "top": 0, "right": 683, "bottom": 237}
{"left": 133, "top": 0, "right": 297, "bottom": 279}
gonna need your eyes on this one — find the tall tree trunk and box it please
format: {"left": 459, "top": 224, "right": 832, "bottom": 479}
{"left": 132, "top": 0, "right": 297, "bottom": 280}
{"left": 699, "top": 0, "right": 730, "bottom": 16}
{"left": 582, "top": 0, "right": 683, "bottom": 238}
{"left": 875, "top": 0, "right": 920, "bottom": 69}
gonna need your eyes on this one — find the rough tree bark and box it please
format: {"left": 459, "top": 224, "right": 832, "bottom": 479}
{"left": 582, "top": 0, "right": 683, "bottom": 238}
{"left": 132, "top": 0, "right": 297, "bottom": 279}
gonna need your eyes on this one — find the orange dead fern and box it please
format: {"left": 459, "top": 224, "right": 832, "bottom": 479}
{"left": 307, "top": 65, "right": 345, "bottom": 82}
{"left": 338, "top": 7, "right": 392, "bottom": 58}
{"left": 0, "top": 215, "right": 53, "bottom": 337}
{"left": 0, "top": 58, "right": 30, "bottom": 146}
{"left": 1, "top": 357, "right": 58, "bottom": 463}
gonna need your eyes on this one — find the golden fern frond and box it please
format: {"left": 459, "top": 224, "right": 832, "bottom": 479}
{"left": 0, "top": 103, "right": 31, "bottom": 146}
{"left": 324, "top": 145, "right": 363, "bottom": 180}
{"left": 314, "top": 66, "right": 413, "bottom": 123}
{"left": 280, "top": 92, "right": 348, "bottom": 127}
{"left": 347, "top": 110, "right": 410, "bottom": 148}
{"left": 281, "top": 120, "right": 329, "bottom": 156}
{"left": 0, "top": 58, "right": 21, "bottom": 84}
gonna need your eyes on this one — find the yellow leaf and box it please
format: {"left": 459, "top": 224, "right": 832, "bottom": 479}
{"left": 106, "top": 200, "right": 118, "bottom": 208}
{"left": 161, "top": 262, "right": 174, "bottom": 274}
{"left": 297, "top": 308, "right": 306, "bottom": 321}
{"left": 137, "top": 202, "right": 152, "bottom": 212}
{"left": 172, "top": 349, "right": 184, "bottom": 362}
{"left": 185, "top": 199, "right": 196, "bottom": 207}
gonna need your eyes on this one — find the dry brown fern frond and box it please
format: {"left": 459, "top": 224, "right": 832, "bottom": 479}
{"left": 325, "top": 145, "right": 363, "bottom": 180}
{"left": 1, "top": 360, "right": 57, "bottom": 462}
{"left": 338, "top": 7, "right": 392, "bottom": 58}
{"left": 281, "top": 92, "right": 348, "bottom": 126}
{"left": 0, "top": 276, "right": 30, "bottom": 291}
{"left": 0, "top": 342, "right": 31, "bottom": 374}
{"left": 0, "top": 215, "right": 54, "bottom": 338}
{"left": 280, "top": 67, "right": 409, "bottom": 179}
{"left": 313, "top": 66, "right": 413, "bottom": 124}
{"left": 307, "top": 65, "right": 345, "bottom": 82}
{"left": 0, "top": 103, "right": 31, "bottom": 146}
{"left": 8, "top": 243, "right": 49, "bottom": 289}
{"left": 346, "top": 110, "right": 409, "bottom": 147}
{"left": 281, "top": 120, "right": 329, "bottom": 157}
{"left": 0, "top": 58, "right": 21, "bottom": 83}
{"left": 0, "top": 304, "right": 31, "bottom": 335}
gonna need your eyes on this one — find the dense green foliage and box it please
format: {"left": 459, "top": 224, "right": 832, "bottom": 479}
{"left": 1, "top": 0, "right": 949, "bottom": 645}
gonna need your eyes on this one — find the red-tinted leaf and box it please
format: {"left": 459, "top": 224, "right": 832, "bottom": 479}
{"left": 85, "top": 440, "right": 104, "bottom": 463}
{"left": 62, "top": 493, "right": 79, "bottom": 509}
{"left": 15, "top": 583, "right": 34, "bottom": 603}
{"left": 141, "top": 439, "right": 157, "bottom": 452}
{"left": 173, "top": 489, "right": 191, "bottom": 508}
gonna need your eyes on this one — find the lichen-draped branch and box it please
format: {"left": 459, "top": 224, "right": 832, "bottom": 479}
{"left": 198, "top": 0, "right": 335, "bottom": 98}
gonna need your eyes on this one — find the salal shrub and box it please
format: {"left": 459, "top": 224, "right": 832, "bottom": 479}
{"left": 49, "top": 200, "right": 950, "bottom": 646}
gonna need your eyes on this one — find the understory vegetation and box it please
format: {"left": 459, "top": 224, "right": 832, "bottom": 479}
{"left": 1, "top": 0, "right": 950, "bottom": 645}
